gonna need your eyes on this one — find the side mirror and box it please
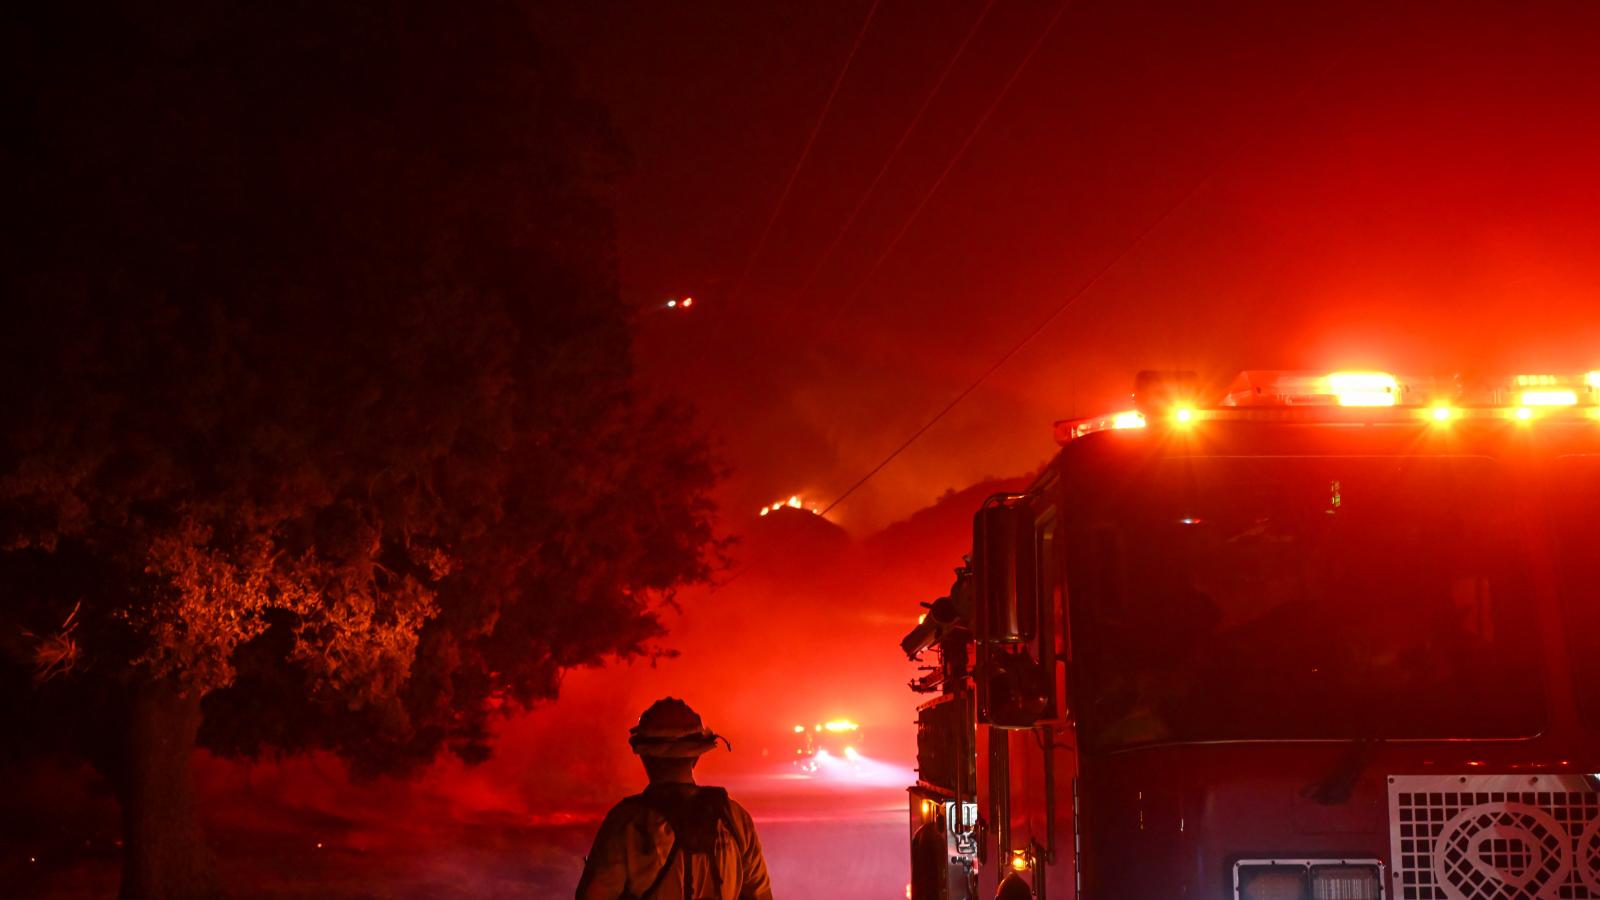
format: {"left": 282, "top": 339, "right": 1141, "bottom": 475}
{"left": 973, "top": 496, "right": 1036, "bottom": 643}
{"left": 974, "top": 495, "right": 1050, "bottom": 726}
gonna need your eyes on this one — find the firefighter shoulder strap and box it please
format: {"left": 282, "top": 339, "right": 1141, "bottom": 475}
{"left": 635, "top": 785, "right": 732, "bottom": 900}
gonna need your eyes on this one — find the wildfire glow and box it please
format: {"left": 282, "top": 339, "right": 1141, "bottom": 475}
{"left": 757, "top": 495, "right": 823, "bottom": 517}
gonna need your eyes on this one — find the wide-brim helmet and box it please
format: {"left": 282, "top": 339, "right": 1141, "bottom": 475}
{"left": 628, "top": 697, "right": 729, "bottom": 758}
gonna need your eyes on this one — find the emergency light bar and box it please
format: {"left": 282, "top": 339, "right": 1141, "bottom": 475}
{"left": 1054, "top": 368, "right": 1600, "bottom": 445}
{"left": 1225, "top": 370, "right": 1411, "bottom": 407}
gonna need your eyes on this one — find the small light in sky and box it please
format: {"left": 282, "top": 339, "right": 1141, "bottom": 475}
{"left": 681, "top": 296, "right": 694, "bottom": 308}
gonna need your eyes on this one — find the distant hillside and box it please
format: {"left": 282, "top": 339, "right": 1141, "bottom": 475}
{"left": 736, "top": 505, "right": 852, "bottom": 578}
{"left": 859, "top": 472, "right": 1037, "bottom": 580}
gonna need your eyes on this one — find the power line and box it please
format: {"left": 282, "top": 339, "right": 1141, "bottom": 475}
{"left": 819, "top": 0, "right": 1074, "bottom": 334}
{"left": 818, "top": 174, "right": 1210, "bottom": 518}
{"left": 789, "top": 0, "right": 1001, "bottom": 306}
{"left": 815, "top": 7, "right": 1393, "bottom": 519}
{"left": 727, "top": 0, "right": 884, "bottom": 307}
{"left": 714, "top": 5, "right": 1394, "bottom": 594}
{"left": 714, "top": 180, "right": 1176, "bottom": 589}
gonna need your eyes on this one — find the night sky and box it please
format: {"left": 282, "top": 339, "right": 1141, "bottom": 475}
{"left": 537, "top": 0, "right": 1600, "bottom": 536}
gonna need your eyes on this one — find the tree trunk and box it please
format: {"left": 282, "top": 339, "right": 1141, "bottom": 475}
{"left": 116, "top": 679, "right": 223, "bottom": 900}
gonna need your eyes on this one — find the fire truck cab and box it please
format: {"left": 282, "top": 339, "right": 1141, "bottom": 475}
{"left": 902, "top": 370, "right": 1600, "bottom": 900}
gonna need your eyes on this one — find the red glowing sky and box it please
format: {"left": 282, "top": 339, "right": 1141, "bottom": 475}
{"left": 535, "top": 0, "right": 1600, "bottom": 537}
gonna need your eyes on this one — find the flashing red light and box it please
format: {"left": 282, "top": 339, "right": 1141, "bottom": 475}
{"left": 680, "top": 296, "right": 694, "bottom": 308}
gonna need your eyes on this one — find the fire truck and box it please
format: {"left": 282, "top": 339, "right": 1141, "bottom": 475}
{"left": 899, "top": 370, "right": 1600, "bottom": 900}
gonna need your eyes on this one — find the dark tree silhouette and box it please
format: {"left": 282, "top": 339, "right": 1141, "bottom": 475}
{"left": 0, "top": 3, "right": 721, "bottom": 897}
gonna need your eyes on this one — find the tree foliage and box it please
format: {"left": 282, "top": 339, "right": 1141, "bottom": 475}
{"left": 1, "top": 0, "right": 720, "bottom": 773}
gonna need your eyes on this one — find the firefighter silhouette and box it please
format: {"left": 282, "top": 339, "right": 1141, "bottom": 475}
{"left": 576, "top": 698, "right": 775, "bottom": 900}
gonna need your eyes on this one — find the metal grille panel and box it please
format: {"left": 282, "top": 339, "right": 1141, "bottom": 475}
{"left": 1389, "top": 775, "right": 1600, "bottom": 900}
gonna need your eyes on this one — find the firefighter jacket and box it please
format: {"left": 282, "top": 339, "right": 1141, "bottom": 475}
{"left": 576, "top": 783, "right": 775, "bottom": 900}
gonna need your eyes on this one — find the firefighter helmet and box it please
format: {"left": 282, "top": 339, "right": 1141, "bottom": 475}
{"left": 995, "top": 874, "right": 1034, "bottom": 900}
{"left": 628, "top": 697, "right": 729, "bottom": 758}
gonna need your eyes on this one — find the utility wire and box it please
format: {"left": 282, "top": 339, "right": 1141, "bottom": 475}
{"left": 727, "top": 0, "right": 884, "bottom": 307}
{"left": 715, "top": 3, "right": 1390, "bottom": 593}
{"left": 819, "top": 0, "right": 1073, "bottom": 333}
{"left": 815, "top": 7, "right": 1392, "bottom": 518}
{"left": 818, "top": 174, "right": 1210, "bottom": 517}
{"left": 714, "top": 0, "right": 1075, "bottom": 592}
{"left": 713, "top": 182, "right": 1190, "bottom": 589}
{"left": 789, "top": 0, "right": 1001, "bottom": 307}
